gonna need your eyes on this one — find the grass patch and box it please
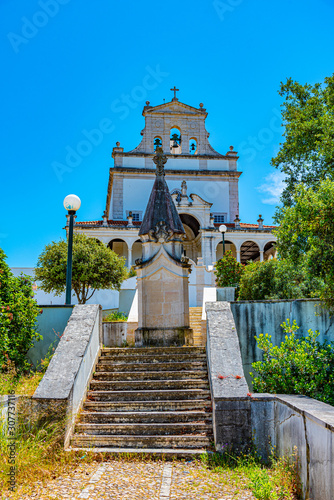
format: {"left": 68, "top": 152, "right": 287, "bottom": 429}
{"left": 0, "top": 359, "right": 44, "bottom": 397}
{"left": 200, "top": 448, "right": 302, "bottom": 499}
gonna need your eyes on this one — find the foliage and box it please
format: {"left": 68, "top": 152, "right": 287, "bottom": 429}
{"left": 271, "top": 74, "right": 334, "bottom": 206}
{"left": 274, "top": 179, "right": 334, "bottom": 310}
{"left": 103, "top": 311, "right": 128, "bottom": 322}
{"left": 238, "top": 258, "right": 320, "bottom": 301}
{"left": 35, "top": 234, "right": 128, "bottom": 304}
{"left": 251, "top": 319, "right": 334, "bottom": 405}
{"left": 127, "top": 266, "right": 137, "bottom": 278}
{"left": 214, "top": 250, "right": 244, "bottom": 287}
{"left": 0, "top": 248, "right": 41, "bottom": 372}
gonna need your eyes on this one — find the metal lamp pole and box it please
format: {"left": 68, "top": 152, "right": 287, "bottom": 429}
{"left": 219, "top": 224, "right": 227, "bottom": 256}
{"left": 64, "top": 194, "right": 81, "bottom": 305}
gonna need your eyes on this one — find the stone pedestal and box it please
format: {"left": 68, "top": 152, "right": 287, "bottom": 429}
{"left": 135, "top": 246, "right": 192, "bottom": 347}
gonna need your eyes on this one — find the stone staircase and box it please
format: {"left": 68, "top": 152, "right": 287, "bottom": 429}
{"left": 189, "top": 307, "right": 204, "bottom": 346}
{"left": 70, "top": 346, "right": 213, "bottom": 456}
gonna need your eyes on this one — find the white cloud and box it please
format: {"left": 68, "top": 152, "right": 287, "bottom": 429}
{"left": 257, "top": 171, "right": 285, "bottom": 205}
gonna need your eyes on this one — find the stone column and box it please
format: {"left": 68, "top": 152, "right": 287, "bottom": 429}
{"left": 127, "top": 247, "right": 132, "bottom": 268}
{"left": 236, "top": 250, "right": 241, "bottom": 263}
{"left": 259, "top": 250, "right": 264, "bottom": 262}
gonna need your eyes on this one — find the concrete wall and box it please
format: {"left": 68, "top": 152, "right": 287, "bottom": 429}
{"left": 27, "top": 305, "right": 74, "bottom": 368}
{"left": 230, "top": 299, "right": 334, "bottom": 388}
{"left": 103, "top": 322, "right": 127, "bottom": 347}
{"left": 206, "top": 302, "right": 334, "bottom": 500}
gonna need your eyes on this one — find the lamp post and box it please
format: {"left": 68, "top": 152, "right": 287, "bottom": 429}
{"left": 219, "top": 224, "right": 227, "bottom": 256}
{"left": 63, "top": 194, "right": 81, "bottom": 305}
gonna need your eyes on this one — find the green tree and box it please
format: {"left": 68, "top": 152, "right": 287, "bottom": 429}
{"left": 0, "top": 248, "right": 41, "bottom": 372}
{"left": 251, "top": 320, "right": 334, "bottom": 405}
{"left": 238, "top": 258, "right": 319, "bottom": 301}
{"left": 274, "top": 179, "right": 333, "bottom": 309}
{"left": 35, "top": 234, "right": 127, "bottom": 304}
{"left": 271, "top": 74, "right": 334, "bottom": 206}
{"left": 214, "top": 250, "right": 244, "bottom": 287}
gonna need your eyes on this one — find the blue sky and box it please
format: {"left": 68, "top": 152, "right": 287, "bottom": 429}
{"left": 1, "top": 0, "right": 334, "bottom": 266}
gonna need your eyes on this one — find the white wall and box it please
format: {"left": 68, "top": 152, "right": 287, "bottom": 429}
{"left": 122, "top": 177, "right": 230, "bottom": 220}
{"left": 11, "top": 267, "right": 119, "bottom": 310}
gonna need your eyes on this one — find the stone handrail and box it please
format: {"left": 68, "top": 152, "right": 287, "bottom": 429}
{"left": 33, "top": 304, "right": 102, "bottom": 447}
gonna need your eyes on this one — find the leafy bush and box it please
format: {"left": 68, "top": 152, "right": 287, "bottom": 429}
{"left": 238, "top": 258, "right": 321, "bottom": 300}
{"left": 0, "top": 248, "right": 41, "bottom": 372}
{"left": 103, "top": 311, "right": 128, "bottom": 322}
{"left": 215, "top": 250, "right": 244, "bottom": 287}
{"left": 251, "top": 319, "right": 334, "bottom": 405}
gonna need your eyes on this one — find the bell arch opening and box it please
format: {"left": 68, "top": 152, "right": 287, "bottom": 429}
{"left": 170, "top": 126, "right": 182, "bottom": 154}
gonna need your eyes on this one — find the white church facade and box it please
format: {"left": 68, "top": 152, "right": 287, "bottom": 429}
{"left": 74, "top": 89, "right": 276, "bottom": 306}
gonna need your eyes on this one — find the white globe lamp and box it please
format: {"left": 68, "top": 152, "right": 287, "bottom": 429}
{"left": 63, "top": 194, "right": 81, "bottom": 212}
{"left": 64, "top": 194, "right": 81, "bottom": 305}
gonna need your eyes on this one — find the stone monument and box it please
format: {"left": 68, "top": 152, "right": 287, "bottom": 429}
{"left": 135, "top": 147, "right": 192, "bottom": 347}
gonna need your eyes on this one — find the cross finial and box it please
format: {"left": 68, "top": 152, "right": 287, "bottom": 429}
{"left": 170, "top": 86, "right": 179, "bottom": 101}
{"left": 153, "top": 147, "right": 168, "bottom": 176}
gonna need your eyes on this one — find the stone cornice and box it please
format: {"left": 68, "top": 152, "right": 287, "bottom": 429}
{"left": 112, "top": 151, "right": 237, "bottom": 160}
{"left": 108, "top": 167, "right": 242, "bottom": 178}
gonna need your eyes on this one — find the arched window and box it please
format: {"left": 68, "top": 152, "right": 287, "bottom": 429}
{"left": 170, "top": 127, "right": 182, "bottom": 154}
{"left": 189, "top": 138, "right": 197, "bottom": 155}
{"left": 153, "top": 136, "right": 162, "bottom": 151}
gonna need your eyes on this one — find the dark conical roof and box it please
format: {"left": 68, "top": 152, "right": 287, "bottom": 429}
{"left": 139, "top": 149, "right": 185, "bottom": 236}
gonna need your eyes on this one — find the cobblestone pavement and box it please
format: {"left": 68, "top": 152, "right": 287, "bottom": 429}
{"left": 11, "top": 459, "right": 256, "bottom": 500}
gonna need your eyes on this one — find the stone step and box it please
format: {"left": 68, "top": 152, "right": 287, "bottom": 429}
{"left": 68, "top": 446, "right": 209, "bottom": 457}
{"left": 101, "top": 346, "right": 206, "bottom": 355}
{"left": 71, "top": 434, "right": 212, "bottom": 450}
{"left": 89, "top": 379, "right": 209, "bottom": 391}
{"left": 95, "top": 361, "right": 207, "bottom": 372}
{"left": 86, "top": 389, "right": 211, "bottom": 401}
{"left": 75, "top": 422, "right": 212, "bottom": 436}
{"left": 93, "top": 370, "right": 207, "bottom": 381}
{"left": 99, "top": 354, "right": 207, "bottom": 364}
{"left": 83, "top": 400, "right": 211, "bottom": 412}
{"left": 79, "top": 410, "right": 212, "bottom": 424}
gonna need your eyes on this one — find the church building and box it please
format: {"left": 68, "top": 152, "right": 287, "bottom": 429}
{"left": 74, "top": 88, "right": 276, "bottom": 306}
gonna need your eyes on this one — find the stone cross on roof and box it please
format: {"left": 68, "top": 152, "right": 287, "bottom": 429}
{"left": 170, "top": 86, "right": 179, "bottom": 101}
{"left": 153, "top": 147, "right": 167, "bottom": 176}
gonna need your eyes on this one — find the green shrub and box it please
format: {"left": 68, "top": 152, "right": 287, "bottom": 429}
{"left": 251, "top": 319, "right": 334, "bottom": 405}
{"left": 215, "top": 250, "right": 244, "bottom": 287}
{"left": 103, "top": 311, "right": 128, "bottom": 322}
{"left": 238, "top": 258, "right": 321, "bottom": 300}
{"left": 0, "top": 248, "right": 41, "bottom": 372}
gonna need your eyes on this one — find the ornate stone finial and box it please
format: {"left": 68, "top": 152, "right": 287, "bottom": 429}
{"left": 181, "top": 180, "right": 187, "bottom": 197}
{"left": 170, "top": 86, "right": 179, "bottom": 101}
{"left": 146, "top": 101, "right": 150, "bottom": 106}
{"left": 199, "top": 103, "right": 204, "bottom": 108}
{"left": 127, "top": 211, "right": 134, "bottom": 227}
{"left": 257, "top": 214, "right": 264, "bottom": 229}
{"left": 102, "top": 210, "right": 108, "bottom": 227}
{"left": 234, "top": 214, "right": 241, "bottom": 228}
{"left": 230, "top": 145, "right": 234, "bottom": 151}
{"left": 116, "top": 141, "right": 120, "bottom": 147}
{"left": 153, "top": 147, "right": 167, "bottom": 176}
